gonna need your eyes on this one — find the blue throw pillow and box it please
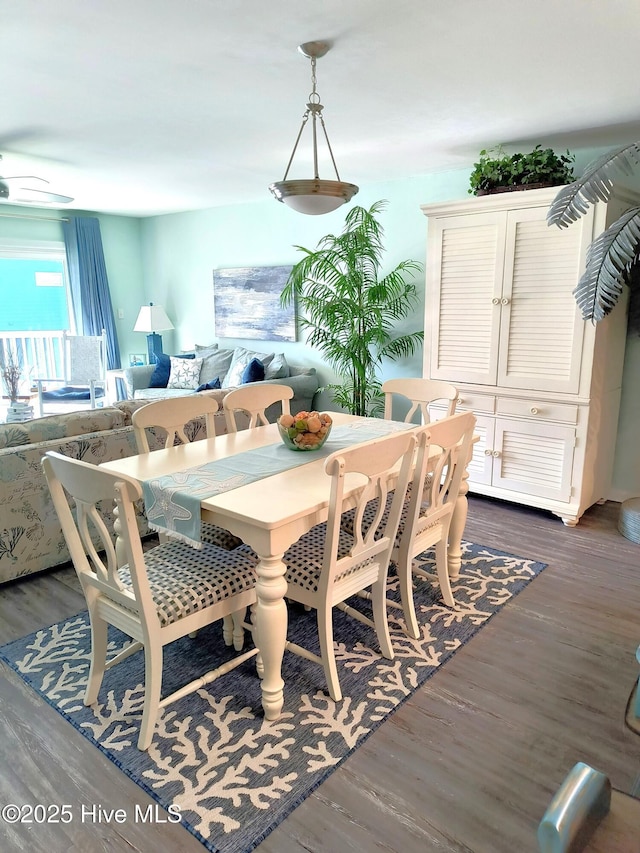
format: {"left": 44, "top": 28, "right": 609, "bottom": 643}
{"left": 149, "top": 353, "right": 195, "bottom": 388}
{"left": 241, "top": 357, "right": 265, "bottom": 384}
{"left": 196, "top": 378, "right": 221, "bottom": 392}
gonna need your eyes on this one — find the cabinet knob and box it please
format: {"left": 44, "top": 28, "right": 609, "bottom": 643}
{"left": 492, "top": 297, "right": 500, "bottom": 305}
{"left": 492, "top": 450, "right": 501, "bottom": 458}
{"left": 484, "top": 448, "right": 492, "bottom": 456}
{"left": 530, "top": 406, "right": 539, "bottom": 415}
{"left": 501, "top": 297, "right": 510, "bottom": 305}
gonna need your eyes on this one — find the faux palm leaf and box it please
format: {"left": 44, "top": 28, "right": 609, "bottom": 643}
{"left": 547, "top": 141, "right": 640, "bottom": 228}
{"left": 574, "top": 206, "right": 640, "bottom": 322}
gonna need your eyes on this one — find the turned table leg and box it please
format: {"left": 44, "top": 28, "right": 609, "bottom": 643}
{"left": 447, "top": 467, "right": 470, "bottom": 580}
{"left": 254, "top": 553, "right": 288, "bottom": 720}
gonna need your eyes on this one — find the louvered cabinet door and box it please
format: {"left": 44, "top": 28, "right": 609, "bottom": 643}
{"left": 490, "top": 417, "right": 575, "bottom": 502}
{"left": 426, "top": 212, "right": 505, "bottom": 385}
{"left": 497, "top": 205, "right": 592, "bottom": 393}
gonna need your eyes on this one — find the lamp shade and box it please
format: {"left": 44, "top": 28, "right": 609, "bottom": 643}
{"left": 133, "top": 303, "right": 174, "bottom": 333}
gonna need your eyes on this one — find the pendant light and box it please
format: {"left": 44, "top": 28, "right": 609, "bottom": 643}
{"left": 269, "top": 41, "right": 358, "bottom": 215}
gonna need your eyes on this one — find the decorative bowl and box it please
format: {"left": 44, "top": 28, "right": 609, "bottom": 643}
{"left": 277, "top": 411, "right": 333, "bottom": 451}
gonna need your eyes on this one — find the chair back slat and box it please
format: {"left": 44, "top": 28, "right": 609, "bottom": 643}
{"left": 41, "top": 451, "right": 153, "bottom": 615}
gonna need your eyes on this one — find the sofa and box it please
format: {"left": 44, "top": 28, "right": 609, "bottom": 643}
{"left": 0, "top": 400, "right": 233, "bottom": 585}
{"left": 119, "top": 343, "right": 319, "bottom": 420}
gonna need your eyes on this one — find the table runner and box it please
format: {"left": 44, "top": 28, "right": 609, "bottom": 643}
{"left": 142, "top": 418, "right": 415, "bottom": 547}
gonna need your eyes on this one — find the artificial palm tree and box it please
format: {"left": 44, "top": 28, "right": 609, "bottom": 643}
{"left": 281, "top": 200, "right": 423, "bottom": 416}
{"left": 547, "top": 141, "right": 640, "bottom": 323}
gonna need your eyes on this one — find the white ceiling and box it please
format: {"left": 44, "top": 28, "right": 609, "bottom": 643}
{"left": 2, "top": 0, "right": 640, "bottom": 217}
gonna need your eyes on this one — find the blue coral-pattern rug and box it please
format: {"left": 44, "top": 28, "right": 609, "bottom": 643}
{"left": 0, "top": 542, "right": 546, "bottom": 853}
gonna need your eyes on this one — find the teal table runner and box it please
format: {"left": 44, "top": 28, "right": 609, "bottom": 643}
{"left": 142, "top": 419, "right": 414, "bottom": 547}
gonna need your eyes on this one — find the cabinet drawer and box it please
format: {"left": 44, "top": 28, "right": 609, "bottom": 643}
{"left": 455, "top": 393, "right": 495, "bottom": 414}
{"left": 496, "top": 397, "right": 578, "bottom": 424}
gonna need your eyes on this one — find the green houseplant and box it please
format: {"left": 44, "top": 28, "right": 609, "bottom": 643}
{"left": 280, "top": 200, "right": 423, "bottom": 416}
{"left": 469, "top": 144, "right": 575, "bottom": 196}
{"left": 547, "top": 141, "right": 640, "bottom": 324}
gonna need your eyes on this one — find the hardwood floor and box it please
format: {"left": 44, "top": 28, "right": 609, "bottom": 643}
{"left": 1, "top": 496, "right": 639, "bottom": 852}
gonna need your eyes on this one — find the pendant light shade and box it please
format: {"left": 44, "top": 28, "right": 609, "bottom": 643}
{"left": 269, "top": 41, "right": 358, "bottom": 215}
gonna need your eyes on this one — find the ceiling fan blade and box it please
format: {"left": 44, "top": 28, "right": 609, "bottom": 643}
{"left": 1, "top": 174, "right": 50, "bottom": 184}
{"left": 8, "top": 186, "right": 74, "bottom": 204}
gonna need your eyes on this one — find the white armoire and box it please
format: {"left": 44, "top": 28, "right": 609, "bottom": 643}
{"left": 421, "top": 185, "right": 636, "bottom": 525}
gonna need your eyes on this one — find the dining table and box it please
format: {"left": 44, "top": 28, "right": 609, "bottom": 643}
{"left": 100, "top": 411, "right": 473, "bottom": 720}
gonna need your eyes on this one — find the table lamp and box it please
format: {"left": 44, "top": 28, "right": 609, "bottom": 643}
{"left": 133, "top": 303, "right": 174, "bottom": 364}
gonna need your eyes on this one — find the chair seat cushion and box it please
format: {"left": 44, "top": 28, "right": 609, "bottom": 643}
{"left": 119, "top": 541, "right": 256, "bottom": 626}
{"left": 283, "top": 525, "right": 355, "bottom": 593}
{"left": 201, "top": 522, "right": 242, "bottom": 550}
{"left": 41, "top": 385, "right": 105, "bottom": 401}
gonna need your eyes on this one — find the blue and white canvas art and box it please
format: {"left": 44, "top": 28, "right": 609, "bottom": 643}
{"left": 213, "top": 265, "right": 296, "bottom": 341}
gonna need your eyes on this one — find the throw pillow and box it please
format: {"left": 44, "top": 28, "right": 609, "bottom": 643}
{"left": 241, "top": 357, "right": 265, "bottom": 384}
{"left": 198, "top": 347, "right": 235, "bottom": 384}
{"left": 194, "top": 343, "right": 219, "bottom": 354}
{"left": 222, "top": 347, "right": 275, "bottom": 388}
{"left": 148, "top": 352, "right": 195, "bottom": 388}
{"left": 264, "top": 353, "right": 290, "bottom": 379}
{"left": 196, "top": 378, "right": 222, "bottom": 392}
{"left": 167, "top": 356, "right": 203, "bottom": 389}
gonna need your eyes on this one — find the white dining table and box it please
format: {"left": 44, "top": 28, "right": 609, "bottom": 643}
{"left": 100, "top": 412, "right": 472, "bottom": 719}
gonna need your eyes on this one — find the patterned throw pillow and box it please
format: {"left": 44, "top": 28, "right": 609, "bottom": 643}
{"left": 167, "top": 356, "right": 203, "bottom": 389}
{"left": 148, "top": 353, "right": 195, "bottom": 388}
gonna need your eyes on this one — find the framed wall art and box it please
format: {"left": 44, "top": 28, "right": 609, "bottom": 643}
{"left": 213, "top": 265, "right": 296, "bottom": 341}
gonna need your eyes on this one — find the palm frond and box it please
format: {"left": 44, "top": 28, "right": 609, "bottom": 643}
{"left": 573, "top": 206, "right": 640, "bottom": 322}
{"left": 547, "top": 141, "right": 640, "bottom": 228}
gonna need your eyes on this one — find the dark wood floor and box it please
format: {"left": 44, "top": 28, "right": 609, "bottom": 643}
{"left": 1, "top": 496, "right": 639, "bottom": 852}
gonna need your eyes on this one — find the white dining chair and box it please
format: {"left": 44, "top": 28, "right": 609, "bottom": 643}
{"left": 382, "top": 377, "right": 458, "bottom": 423}
{"left": 223, "top": 383, "right": 294, "bottom": 433}
{"left": 342, "top": 411, "right": 476, "bottom": 638}
{"left": 132, "top": 396, "right": 242, "bottom": 551}
{"left": 132, "top": 395, "right": 245, "bottom": 648}
{"left": 42, "top": 450, "right": 259, "bottom": 751}
{"left": 281, "top": 429, "right": 418, "bottom": 702}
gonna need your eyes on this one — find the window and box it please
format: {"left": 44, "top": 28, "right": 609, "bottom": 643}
{"left": 0, "top": 240, "right": 73, "bottom": 333}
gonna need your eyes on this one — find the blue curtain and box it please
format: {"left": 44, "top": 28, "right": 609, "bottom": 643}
{"left": 63, "top": 217, "right": 121, "bottom": 371}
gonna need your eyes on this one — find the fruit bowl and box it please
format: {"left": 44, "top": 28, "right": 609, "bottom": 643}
{"left": 277, "top": 411, "right": 333, "bottom": 451}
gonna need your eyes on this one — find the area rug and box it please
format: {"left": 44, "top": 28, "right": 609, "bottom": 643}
{"left": 0, "top": 541, "right": 546, "bottom": 853}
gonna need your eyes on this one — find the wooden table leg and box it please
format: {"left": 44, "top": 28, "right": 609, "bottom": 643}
{"left": 254, "top": 553, "right": 288, "bottom": 720}
{"left": 447, "top": 467, "right": 470, "bottom": 580}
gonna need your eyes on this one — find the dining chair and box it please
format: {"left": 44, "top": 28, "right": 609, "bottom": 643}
{"left": 132, "top": 396, "right": 242, "bottom": 549}
{"left": 42, "top": 450, "right": 259, "bottom": 751}
{"left": 281, "top": 428, "right": 418, "bottom": 702}
{"left": 342, "top": 411, "right": 476, "bottom": 639}
{"left": 132, "top": 395, "right": 245, "bottom": 648}
{"left": 223, "top": 383, "right": 294, "bottom": 433}
{"left": 382, "top": 377, "right": 458, "bottom": 423}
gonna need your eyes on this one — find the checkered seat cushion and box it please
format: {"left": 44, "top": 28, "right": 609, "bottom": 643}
{"left": 283, "top": 524, "right": 363, "bottom": 593}
{"left": 200, "top": 522, "right": 242, "bottom": 550}
{"left": 119, "top": 541, "right": 257, "bottom": 627}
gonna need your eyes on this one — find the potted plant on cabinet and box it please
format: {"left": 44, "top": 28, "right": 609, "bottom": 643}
{"left": 280, "top": 200, "right": 424, "bottom": 417}
{"left": 469, "top": 144, "right": 575, "bottom": 196}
